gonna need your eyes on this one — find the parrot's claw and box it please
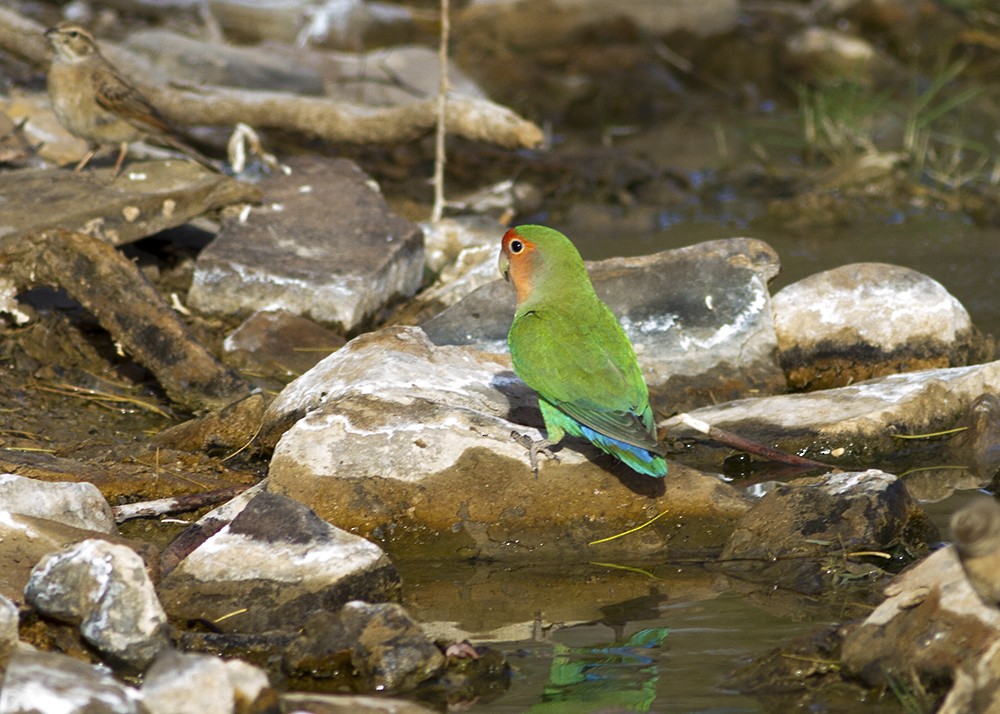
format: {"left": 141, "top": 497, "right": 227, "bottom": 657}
{"left": 511, "top": 431, "right": 558, "bottom": 478}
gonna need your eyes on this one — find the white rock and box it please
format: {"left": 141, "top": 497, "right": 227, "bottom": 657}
{"left": 0, "top": 473, "right": 115, "bottom": 533}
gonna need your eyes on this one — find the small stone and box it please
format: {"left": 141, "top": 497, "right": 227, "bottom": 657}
{"left": 25, "top": 539, "right": 169, "bottom": 670}
{"left": 0, "top": 473, "right": 115, "bottom": 533}
{"left": 0, "top": 512, "right": 157, "bottom": 607}
{"left": 0, "top": 593, "right": 18, "bottom": 671}
{"left": 0, "top": 647, "right": 142, "bottom": 713}
{"left": 284, "top": 601, "right": 445, "bottom": 693}
{"left": 222, "top": 309, "right": 346, "bottom": 380}
{"left": 142, "top": 650, "right": 265, "bottom": 714}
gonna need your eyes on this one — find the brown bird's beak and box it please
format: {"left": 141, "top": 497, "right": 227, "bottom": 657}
{"left": 498, "top": 251, "right": 510, "bottom": 282}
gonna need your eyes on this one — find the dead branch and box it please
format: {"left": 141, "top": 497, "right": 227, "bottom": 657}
{"left": 0, "top": 7, "right": 544, "bottom": 150}
{"left": 113, "top": 484, "right": 252, "bottom": 522}
{"left": 1, "top": 229, "right": 250, "bottom": 412}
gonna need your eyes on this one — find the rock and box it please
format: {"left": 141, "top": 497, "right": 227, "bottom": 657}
{"left": 0, "top": 473, "right": 115, "bottom": 533}
{"left": 840, "top": 547, "right": 1000, "bottom": 708}
{"left": 141, "top": 649, "right": 275, "bottom": 714}
{"left": 221, "top": 309, "right": 346, "bottom": 380}
{"left": 25, "top": 539, "right": 169, "bottom": 671}
{"left": 0, "top": 513, "right": 158, "bottom": 607}
{"left": 422, "top": 237, "right": 786, "bottom": 413}
{"left": 157, "top": 491, "right": 399, "bottom": 634}
{"left": 661, "top": 360, "right": 1000, "bottom": 465}
{"left": 208, "top": 0, "right": 420, "bottom": 48}
{"left": 264, "top": 325, "right": 751, "bottom": 561}
{"left": 783, "top": 27, "right": 899, "bottom": 86}
{"left": 189, "top": 156, "right": 424, "bottom": 332}
{"left": 0, "top": 594, "right": 18, "bottom": 672}
{"left": 0, "top": 647, "right": 143, "bottom": 714}
{"left": 947, "top": 393, "right": 1000, "bottom": 481}
{"left": 280, "top": 692, "right": 438, "bottom": 714}
{"left": 772, "top": 263, "right": 987, "bottom": 390}
{"left": 0, "top": 161, "right": 260, "bottom": 246}
{"left": 421, "top": 216, "right": 502, "bottom": 276}
{"left": 462, "top": 0, "right": 738, "bottom": 37}
{"left": 322, "top": 46, "right": 487, "bottom": 104}
{"left": 125, "top": 29, "right": 325, "bottom": 95}
{"left": 718, "top": 470, "right": 938, "bottom": 594}
{"left": 283, "top": 601, "right": 445, "bottom": 693}
{"left": 151, "top": 393, "right": 267, "bottom": 454}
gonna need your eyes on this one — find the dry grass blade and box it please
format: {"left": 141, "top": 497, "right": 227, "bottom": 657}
{"left": 589, "top": 508, "right": 671, "bottom": 545}
{"left": 891, "top": 426, "right": 968, "bottom": 439}
{"left": 33, "top": 381, "right": 173, "bottom": 419}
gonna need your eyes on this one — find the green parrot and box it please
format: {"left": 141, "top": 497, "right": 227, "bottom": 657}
{"left": 498, "top": 225, "right": 667, "bottom": 477}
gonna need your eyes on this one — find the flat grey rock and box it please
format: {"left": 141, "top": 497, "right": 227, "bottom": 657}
{"left": 189, "top": 156, "right": 423, "bottom": 332}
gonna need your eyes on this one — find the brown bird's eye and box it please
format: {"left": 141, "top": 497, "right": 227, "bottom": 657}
{"left": 510, "top": 239, "right": 523, "bottom": 254}
{"left": 67, "top": 30, "right": 78, "bottom": 38}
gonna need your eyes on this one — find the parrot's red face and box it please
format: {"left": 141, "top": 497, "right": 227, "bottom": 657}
{"left": 499, "top": 228, "right": 539, "bottom": 304}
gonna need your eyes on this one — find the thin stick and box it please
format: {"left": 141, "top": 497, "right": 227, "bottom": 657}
{"left": 675, "top": 413, "right": 833, "bottom": 470}
{"left": 430, "top": 0, "right": 450, "bottom": 223}
{"left": 112, "top": 484, "right": 251, "bottom": 523}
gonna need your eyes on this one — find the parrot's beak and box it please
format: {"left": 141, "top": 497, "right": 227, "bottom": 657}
{"left": 498, "top": 251, "right": 510, "bottom": 282}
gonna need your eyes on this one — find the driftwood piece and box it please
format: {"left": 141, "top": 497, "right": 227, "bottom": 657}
{"left": 0, "top": 161, "right": 261, "bottom": 246}
{"left": 1, "top": 229, "right": 250, "bottom": 411}
{"left": 113, "top": 484, "right": 252, "bottom": 523}
{"left": 0, "top": 7, "right": 544, "bottom": 150}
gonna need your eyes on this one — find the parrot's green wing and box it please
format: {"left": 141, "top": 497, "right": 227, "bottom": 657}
{"left": 509, "top": 303, "right": 660, "bottom": 452}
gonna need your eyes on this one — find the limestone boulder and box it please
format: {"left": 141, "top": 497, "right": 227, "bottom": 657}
{"left": 264, "top": 325, "right": 751, "bottom": 562}
{"left": 157, "top": 491, "right": 399, "bottom": 634}
{"left": 661, "top": 360, "right": 1000, "bottom": 466}
{"left": 772, "top": 263, "right": 989, "bottom": 390}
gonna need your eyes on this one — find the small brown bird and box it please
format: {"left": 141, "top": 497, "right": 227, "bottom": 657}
{"left": 44, "top": 22, "right": 218, "bottom": 176}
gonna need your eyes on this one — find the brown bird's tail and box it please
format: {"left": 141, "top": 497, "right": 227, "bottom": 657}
{"left": 156, "top": 133, "right": 225, "bottom": 174}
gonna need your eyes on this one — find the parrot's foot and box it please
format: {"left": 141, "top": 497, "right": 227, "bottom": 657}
{"left": 511, "top": 431, "right": 558, "bottom": 478}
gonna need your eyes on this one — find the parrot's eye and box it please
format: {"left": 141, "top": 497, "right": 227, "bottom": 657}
{"left": 509, "top": 239, "right": 524, "bottom": 254}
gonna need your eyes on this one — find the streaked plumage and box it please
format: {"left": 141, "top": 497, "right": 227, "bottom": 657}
{"left": 44, "top": 22, "right": 218, "bottom": 175}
